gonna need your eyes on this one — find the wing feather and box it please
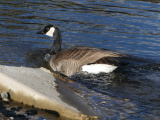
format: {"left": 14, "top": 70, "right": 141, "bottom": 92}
{"left": 49, "top": 47, "right": 125, "bottom": 76}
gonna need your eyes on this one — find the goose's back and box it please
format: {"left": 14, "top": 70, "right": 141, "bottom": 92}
{"left": 49, "top": 47, "right": 124, "bottom": 76}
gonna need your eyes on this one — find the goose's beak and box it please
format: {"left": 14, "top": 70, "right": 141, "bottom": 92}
{"left": 37, "top": 30, "right": 44, "bottom": 34}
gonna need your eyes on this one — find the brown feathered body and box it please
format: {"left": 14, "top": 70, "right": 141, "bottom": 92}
{"left": 37, "top": 25, "right": 125, "bottom": 76}
{"left": 48, "top": 47, "right": 124, "bottom": 76}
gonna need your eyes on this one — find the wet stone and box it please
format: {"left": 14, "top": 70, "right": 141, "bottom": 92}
{"left": 1, "top": 92, "right": 10, "bottom": 102}
{"left": 11, "top": 107, "right": 20, "bottom": 112}
{"left": 25, "top": 109, "right": 38, "bottom": 116}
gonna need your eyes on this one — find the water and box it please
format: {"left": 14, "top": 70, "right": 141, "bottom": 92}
{"left": 0, "top": 0, "right": 160, "bottom": 119}
{"left": 0, "top": 100, "right": 58, "bottom": 120}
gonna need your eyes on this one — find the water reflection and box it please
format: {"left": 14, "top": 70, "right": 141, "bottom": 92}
{"left": 1, "top": 0, "right": 160, "bottom": 119}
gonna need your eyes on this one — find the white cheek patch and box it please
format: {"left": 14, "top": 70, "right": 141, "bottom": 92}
{"left": 82, "top": 64, "right": 117, "bottom": 74}
{"left": 46, "top": 27, "right": 55, "bottom": 37}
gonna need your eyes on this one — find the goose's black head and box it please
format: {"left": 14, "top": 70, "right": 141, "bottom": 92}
{"left": 37, "top": 24, "right": 62, "bottom": 54}
{"left": 37, "top": 24, "right": 59, "bottom": 37}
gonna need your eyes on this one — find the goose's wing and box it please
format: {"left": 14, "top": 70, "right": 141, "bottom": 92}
{"left": 49, "top": 47, "right": 125, "bottom": 76}
{"left": 53, "top": 47, "right": 124, "bottom": 61}
{"left": 76, "top": 47, "right": 124, "bottom": 65}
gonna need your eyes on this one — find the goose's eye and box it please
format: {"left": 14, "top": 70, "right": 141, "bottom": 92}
{"left": 46, "top": 27, "right": 50, "bottom": 31}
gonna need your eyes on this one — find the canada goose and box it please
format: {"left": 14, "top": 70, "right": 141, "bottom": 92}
{"left": 37, "top": 24, "right": 125, "bottom": 76}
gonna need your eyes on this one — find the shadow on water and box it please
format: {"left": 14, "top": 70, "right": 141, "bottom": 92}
{"left": 25, "top": 49, "right": 50, "bottom": 68}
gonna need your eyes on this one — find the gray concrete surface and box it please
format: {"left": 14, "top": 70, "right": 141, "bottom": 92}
{"left": 0, "top": 65, "right": 97, "bottom": 120}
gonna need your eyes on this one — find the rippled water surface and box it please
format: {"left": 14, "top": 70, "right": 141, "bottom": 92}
{"left": 1, "top": 0, "right": 160, "bottom": 119}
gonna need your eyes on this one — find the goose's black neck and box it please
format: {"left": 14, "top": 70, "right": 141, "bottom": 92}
{"left": 50, "top": 27, "right": 62, "bottom": 55}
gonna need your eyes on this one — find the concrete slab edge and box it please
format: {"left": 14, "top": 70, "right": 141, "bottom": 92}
{"left": 0, "top": 72, "right": 96, "bottom": 120}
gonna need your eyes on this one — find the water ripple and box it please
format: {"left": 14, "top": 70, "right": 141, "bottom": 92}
{"left": 1, "top": 0, "right": 160, "bottom": 119}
